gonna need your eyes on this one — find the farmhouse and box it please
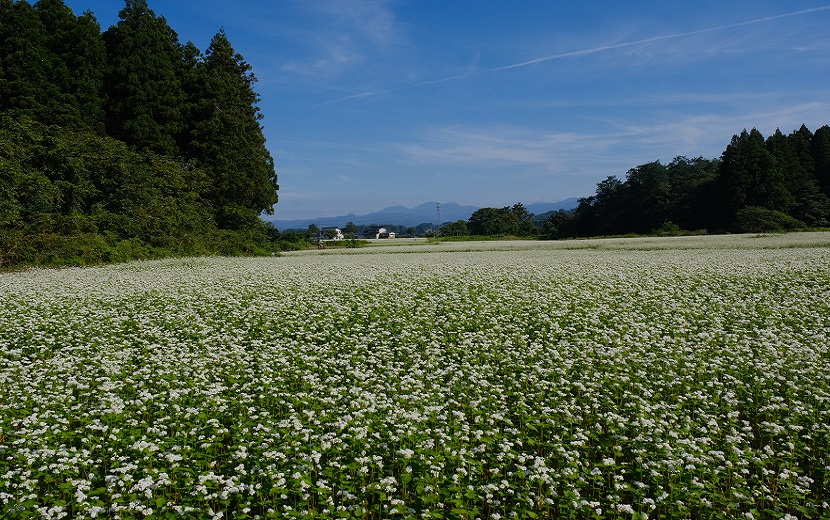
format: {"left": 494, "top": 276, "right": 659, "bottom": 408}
{"left": 361, "top": 226, "right": 395, "bottom": 239}
{"left": 320, "top": 227, "right": 345, "bottom": 240}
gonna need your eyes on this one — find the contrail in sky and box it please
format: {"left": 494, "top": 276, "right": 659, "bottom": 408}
{"left": 316, "top": 5, "right": 830, "bottom": 107}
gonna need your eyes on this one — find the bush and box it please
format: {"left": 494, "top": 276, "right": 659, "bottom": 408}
{"left": 733, "top": 206, "right": 804, "bottom": 233}
{"left": 651, "top": 221, "right": 684, "bottom": 236}
{"left": 0, "top": 231, "right": 108, "bottom": 268}
{"left": 320, "top": 239, "right": 368, "bottom": 249}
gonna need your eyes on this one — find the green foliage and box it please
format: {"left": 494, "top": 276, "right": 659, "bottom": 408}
{"left": 185, "top": 30, "right": 278, "bottom": 224}
{"left": 343, "top": 220, "right": 358, "bottom": 237}
{"left": 812, "top": 125, "right": 830, "bottom": 197}
{"left": 720, "top": 129, "right": 794, "bottom": 218}
{"left": 565, "top": 125, "right": 830, "bottom": 239}
{"left": 623, "top": 161, "right": 670, "bottom": 233}
{"left": 573, "top": 176, "right": 626, "bottom": 236}
{"left": 440, "top": 219, "right": 469, "bottom": 236}
{"left": 468, "top": 207, "right": 513, "bottom": 235}
{"left": 541, "top": 209, "right": 577, "bottom": 239}
{"left": 650, "top": 221, "right": 683, "bottom": 236}
{"left": 305, "top": 223, "right": 320, "bottom": 240}
{"left": 320, "top": 238, "right": 369, "bottom": 248}
{"left": 0, "top": 227, "right": 154, "bottom": 267}
{"left": 663, "top": 156, "right": 721, "bottom": 231}
{"left": 0, "top": 116, "right": 280, "bottom": 269}
{"left": 102, "top": 0, "right": 186, "bottom": 156}
{"left": 467, "top": 203, "right": 538, "bottom": 237}
{"left": 0, "top": 1, "right": 280, "bottom": 267}
{"left": 428, "top": 234, "right": 524, "bottom": 243}
{"left": 0, "top": 0, "right": 103, "bottom": 130}
{"left": 733, "top": 206, "right": 804, "bottom": 233}
{"left": 0, "top": 1, "right": 52, "bottom": 123}
{"left": 764, "top": 126, "right": 828, "bottom": 226}
{"left": 35, "top": 0, "right": 106, "bottom": 130}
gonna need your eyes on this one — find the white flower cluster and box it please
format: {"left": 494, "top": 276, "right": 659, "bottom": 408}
{"left": 1, "top": 233, "right": 829, "bottom": 518}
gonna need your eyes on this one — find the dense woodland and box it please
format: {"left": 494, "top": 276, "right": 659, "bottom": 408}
{"left": 440, "top": 125, "right": 830, "bottom": 240}
{"left": 0, "top": 0, "right": 280, "bottom": 267}
{"left": 554, "top": 125, "right": 830, "bottom": 238}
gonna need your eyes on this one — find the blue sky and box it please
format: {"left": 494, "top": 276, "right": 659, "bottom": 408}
{"left": 63, "top": 1, "right": 830, "bottom": 220}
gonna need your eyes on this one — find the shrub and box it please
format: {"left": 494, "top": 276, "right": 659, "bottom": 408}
{"left": 733, "top": 206, "right": 803, "bottom": 233}
{"left": 651, "top": 221, "right": 683, "bottom": 236}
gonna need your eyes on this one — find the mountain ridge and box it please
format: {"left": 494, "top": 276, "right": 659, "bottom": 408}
{"left": 267, "top": 199, "right": 580, "bottom": 230}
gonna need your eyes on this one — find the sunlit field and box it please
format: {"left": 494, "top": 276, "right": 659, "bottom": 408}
{"left": 2, "top": 233, "right": 829, "bottom": 519}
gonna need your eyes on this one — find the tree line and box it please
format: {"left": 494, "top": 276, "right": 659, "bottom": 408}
{"left": 439, "top": 124, "right": 830, "bottom": 239}
{"left": 0, "top": 0, "right": 280, "bottom": 267}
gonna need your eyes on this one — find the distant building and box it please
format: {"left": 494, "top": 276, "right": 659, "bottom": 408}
{"left": 361, "top": 226, "right": 391, "bottom": 239}
{"left": 321, "top": 227, "right": 345, "bottom": 240}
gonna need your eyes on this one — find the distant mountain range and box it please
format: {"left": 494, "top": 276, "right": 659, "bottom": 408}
{"left": 267, "top": 199, "right": 579, "bottom": 230}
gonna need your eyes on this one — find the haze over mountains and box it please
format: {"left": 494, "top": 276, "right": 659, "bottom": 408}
{"left": 267, "top": 199, "right": 579, "bottom": 230}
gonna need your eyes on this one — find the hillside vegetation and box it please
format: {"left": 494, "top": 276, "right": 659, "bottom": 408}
{"left": 443, "top": 127, "right": 830, "bottom": 240}
{"left": 1, "top": 0, "right": 280, "bottom": 268}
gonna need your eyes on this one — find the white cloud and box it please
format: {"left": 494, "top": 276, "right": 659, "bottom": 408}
{"left": 396, "top": 125, "right": 626, "bottom": 177}
{"left": 316, "top": 4, "right": 830, "bottom": 105}
{"left": 281, "top": 0, "right": 404, "bottom": 78}
{"left": 395, "top": 95, "right": 830, "bottom": 175}
{"left": 297, "top": 0, "right": 400, "bottom": 45}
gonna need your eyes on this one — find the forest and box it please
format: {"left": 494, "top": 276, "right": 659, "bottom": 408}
{"left": 545, "top": 125, "right": 830, "bottom": 239}
{"left": 441, "top": 124, "right": 830, "bottom": 240}
{"left": 0, "top": 0, "right": 280, "bottom": 267}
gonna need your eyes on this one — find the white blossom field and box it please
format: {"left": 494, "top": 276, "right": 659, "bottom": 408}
{"left": 1, "top": 233, "right": 829, "bottom": 519}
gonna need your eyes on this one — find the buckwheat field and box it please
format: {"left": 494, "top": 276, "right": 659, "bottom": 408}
{"left": 2, "top": 233, "right": 829, "bottom": 520}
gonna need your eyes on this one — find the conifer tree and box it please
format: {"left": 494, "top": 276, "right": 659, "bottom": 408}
{"left": 0, "top": 0, "right": 54, "bottom": 122}
{"left": 813, "top": 125, "right": 830, "bottom": 199}
{"left": 177, "top": 40, "right": 203, "bottom": 155}
{"left": 186, "top": 29, "right": 278, "bottom": 228}
{"left": 102, "top": 0, "right": 186, "bottom": 156}
{"left": 35, "top": 0, "right": 105, "bottom": 130}
{"left": 766, "top": 126, "right": 827, "bottom": 225}
{"left": 719, "top": 128, "right": 792, "bottom": 218}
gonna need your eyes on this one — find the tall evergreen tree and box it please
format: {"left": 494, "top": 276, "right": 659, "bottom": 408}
{"left": 719, "top": 128, "right": 792, "bottom": 220}
{"left": 766, "top": 126, "right": 827, "bottom": 225}
{"left": 813, "top": 125, "right": 830, "bottom": 200}
{"left": 35, "top": 0, "right": 106, "bottom": 130}
{"left": 0, "top": 0, "right": 54, "bottom": 122}
{"left": 186, "top": 29, "right": 278, "bottom": 227}
{"left": 102, "top": 0, "right": 186, "bottom": 156}
{"left": 177, "top": 40, "right": 203, "bottom": 155}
